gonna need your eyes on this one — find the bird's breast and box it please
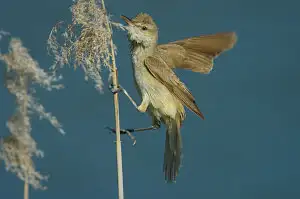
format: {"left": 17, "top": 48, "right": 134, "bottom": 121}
{"left": 131, "top": 47, "right": 181, "bottom": 119}
{"left": 131, "top": 45, "right": 158, "bottom": 95}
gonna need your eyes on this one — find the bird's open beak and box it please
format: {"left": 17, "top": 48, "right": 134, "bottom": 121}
{"left": 121, "top": 15, "right": 134, "bottom": 26}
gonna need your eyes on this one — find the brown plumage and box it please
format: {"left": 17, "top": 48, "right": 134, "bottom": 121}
{"left": 121, "top": 13, "right": 237, "bottom": 183}
{"left": 158, "top": 32, "right": 237, "bottom": 73}
{"left": 144, "top": 54, "right": 205, "bottom": 119}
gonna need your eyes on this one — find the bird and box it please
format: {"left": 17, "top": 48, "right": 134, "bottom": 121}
{"left": 110, "top": 12, "right": 237, "bottom": 183}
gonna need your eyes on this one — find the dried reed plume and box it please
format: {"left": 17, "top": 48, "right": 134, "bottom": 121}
{"left": 47, "top": 0, "right": 126, "bottom": 198}
{"left": 0, "top": 135, "right": 47, "bottom": 190}
{"left": 47, "top": 0, "right": 125, "bottom": 92}
{"left": 0, "top": 37, "right": 65, "bottom": 189}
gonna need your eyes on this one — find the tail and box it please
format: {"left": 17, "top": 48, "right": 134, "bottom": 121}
{"left": 163, "top": 116, "right": 182, "bottom": 183}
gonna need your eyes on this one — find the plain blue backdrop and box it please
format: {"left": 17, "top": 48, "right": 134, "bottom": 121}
{"left": 0, "top": 0, "right": 299, "bottom": 198}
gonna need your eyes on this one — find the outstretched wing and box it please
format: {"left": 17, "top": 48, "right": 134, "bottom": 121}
{"left": 144, "top": 55, "right": 204, "bottom": 119}
{"left": 157, "top": 32, "right": 237, "bottom": 74}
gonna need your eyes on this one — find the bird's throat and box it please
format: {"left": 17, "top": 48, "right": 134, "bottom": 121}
{"left": 131, "top": 41, "right": 156, "bottom": 68}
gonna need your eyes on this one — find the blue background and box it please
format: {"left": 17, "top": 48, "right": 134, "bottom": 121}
{"left": 0, "top": 0, "right": 299, "bottom": 198}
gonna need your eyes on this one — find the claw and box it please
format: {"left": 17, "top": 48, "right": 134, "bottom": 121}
{"left": 106, "top": 126, "right": 129, "bottom": 134}
{"left": 109, "top": 83, "right": 122, "bottom": 94}
{"left": 105, "top": 126, "right": 137, "bottom": 146}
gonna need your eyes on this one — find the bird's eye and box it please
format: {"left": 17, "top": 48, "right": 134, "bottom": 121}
{"left": 142, "top": 26, "right": 148, "bottom": 30}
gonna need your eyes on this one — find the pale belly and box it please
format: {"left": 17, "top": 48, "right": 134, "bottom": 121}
{"left": 134, "top": 66, "right": 180, "bottom": 120}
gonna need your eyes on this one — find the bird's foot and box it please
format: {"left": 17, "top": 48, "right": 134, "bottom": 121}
{"left": 109, "top": 83, "right": 123, "bottom": 94}
{"left": 106, "top": 126, "right": 136, "bottom": 146}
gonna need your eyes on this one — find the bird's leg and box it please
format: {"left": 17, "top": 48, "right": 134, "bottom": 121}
{"left": 109, "top": 83, "right": 138, "bottom": 108}
{"left": 106, "top": 121, "right": 161, "bottom": 146}
{"left": 107, "top": 124, "right": 160, "bottom": 134}
{"left": 109, "top": 83, "right": 149, "bottom": 113}
{"left": 125, "top": 123, "right": 161, "bottom": 133}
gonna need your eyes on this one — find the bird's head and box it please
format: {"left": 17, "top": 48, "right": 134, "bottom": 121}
{"left": 121, "top": 13, "right": 158, "bottom": 47}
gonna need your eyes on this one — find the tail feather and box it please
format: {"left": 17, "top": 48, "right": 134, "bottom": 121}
{"left": 163, "top": 116, "right": 182, "bottom": 183}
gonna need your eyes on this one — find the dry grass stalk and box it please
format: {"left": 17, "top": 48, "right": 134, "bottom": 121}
{"left": 0, "top": 37, "right": 65, "bottom": 190}
{"left": 100, "top": 1, "right": 124, "bottom": 198}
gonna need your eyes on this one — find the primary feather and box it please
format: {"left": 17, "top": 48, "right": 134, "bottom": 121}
{"left": 158, "top": 32, "right": 237, "bottom": 73}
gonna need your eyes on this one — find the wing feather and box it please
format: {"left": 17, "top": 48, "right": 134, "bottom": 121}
{"left": 157, "top": 32, "right": 237, "bottom": 74}
{"left": 144, "top": 55, "right": 204, "bottom": 119}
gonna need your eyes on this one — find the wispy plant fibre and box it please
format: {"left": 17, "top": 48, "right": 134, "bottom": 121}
{"left": 47, "top": 0, "right": 124, "bottom": 92}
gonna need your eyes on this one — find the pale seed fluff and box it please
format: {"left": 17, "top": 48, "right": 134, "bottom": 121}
{"left": 47, "top": 0, "right": 126, "bottom": 92}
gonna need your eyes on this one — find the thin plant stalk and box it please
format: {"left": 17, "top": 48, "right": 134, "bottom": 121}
{"left": 24, "top": 181, "right": 29, "bottom": 199}
{"left": 101, "top": 0, "right": 124, "bottom": 198}
{"left": 47, "top": 0, "right": 125, "bottom": 196}
{"left": 20, "top": 76, "right": 29, "bottom": 199}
